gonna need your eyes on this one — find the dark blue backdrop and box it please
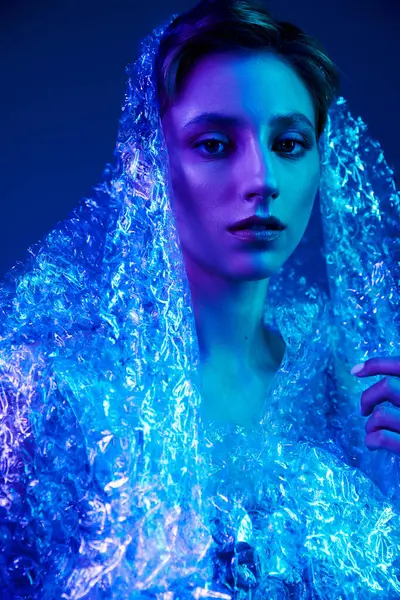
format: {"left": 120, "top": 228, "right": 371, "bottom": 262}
{"left": 1, "top": 0, "right": 399, "bottom": 280}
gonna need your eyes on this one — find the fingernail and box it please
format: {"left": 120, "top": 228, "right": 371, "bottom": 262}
{"left": 351, "top": 362, "right": 365, "bottom": 375}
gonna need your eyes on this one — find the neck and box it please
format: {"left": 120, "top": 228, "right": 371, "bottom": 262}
{"left": 185, "top": 258, "right": 272, "bottom": 372}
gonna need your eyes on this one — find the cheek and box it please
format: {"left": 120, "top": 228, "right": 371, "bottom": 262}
{"left": 170, "top": 159, "right": 224, "bottom": 222}
{"left": 168, "top": 162, "right": 212, "bottom": 244}
{"left": 294, "top": 158, "right": 320, "bottom": 209}
{"left": 162, "top": 135, "right": 213, "bottom": 235}
{"left": 168, "top": 159, "right": 193, "bottom": 214}
{"left": 280, "top": 164, "right": 320, "bottom": 230}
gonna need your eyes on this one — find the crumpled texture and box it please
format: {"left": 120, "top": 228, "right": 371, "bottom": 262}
{"left": 0, "top": 12, "right": 400, "bottom": 599}
{"left": 319, "top": 101, "right": 400, "bottom": 500}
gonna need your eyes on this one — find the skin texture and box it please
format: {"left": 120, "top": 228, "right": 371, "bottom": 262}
{"left": 161, "top": 50, "right": 320, "bottom": 377}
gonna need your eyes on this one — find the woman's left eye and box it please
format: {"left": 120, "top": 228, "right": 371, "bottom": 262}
{"left": 275, "top": 137, "right": 307, "bottom": 156}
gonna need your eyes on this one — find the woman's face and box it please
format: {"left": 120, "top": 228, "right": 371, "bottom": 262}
{"left": 161, "top": 50, "right": 321, "bottom": 282}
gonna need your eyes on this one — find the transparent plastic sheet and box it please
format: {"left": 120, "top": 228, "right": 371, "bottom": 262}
{"left": 319, "top": 99, "right": 400, "bottom": 500}
{"left": 0, "top": 14, "right": 399, "bottom": 600}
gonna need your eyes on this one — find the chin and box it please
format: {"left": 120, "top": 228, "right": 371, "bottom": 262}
{"left": 225, "top": 264, "right": 281, "bottom": 282}
{"left": 225, "top": 253, "right": 284, "bottom": 280}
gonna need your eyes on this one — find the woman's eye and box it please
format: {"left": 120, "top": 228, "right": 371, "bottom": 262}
{"left": 275, "top": 137, "right": 307, "bottom": 156}
{"left": 195, "top": 138, "right": 229, "bottom": 156}
{"left": 194, "top": 136, "right": 309, "bottom": 158}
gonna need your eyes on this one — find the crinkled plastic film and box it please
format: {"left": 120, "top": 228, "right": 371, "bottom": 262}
{"left": 0, "top": 14, "right": 400, "bottom": 600}
{"left": 319, "top": 98, "right": 400, "bottom": 501}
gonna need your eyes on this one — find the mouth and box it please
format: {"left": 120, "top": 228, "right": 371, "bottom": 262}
{"left": 227, "top": 214, "right": 287, "bottom": 244}
{"left": 228, "top": 215, "right": 287, "bottom": 233}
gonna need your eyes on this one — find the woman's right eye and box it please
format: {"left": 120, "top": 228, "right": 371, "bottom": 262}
{"left": 194, "top": 138, "right": 229, "bottom": 156}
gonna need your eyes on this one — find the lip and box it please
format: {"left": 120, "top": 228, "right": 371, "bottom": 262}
{"left": 228, "top": 215, "right": 286, "bottom": 232}
{"left": 229, "top": 228, "right": 285, "bottom": 242}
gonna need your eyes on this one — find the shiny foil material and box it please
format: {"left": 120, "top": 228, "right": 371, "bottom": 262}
{"left": 0, "top": 15, "right": 400, "bottom": 599}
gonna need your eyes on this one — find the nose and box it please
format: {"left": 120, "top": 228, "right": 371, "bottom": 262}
{"left": 242, "top": 138, "right": 280, "bottom": 204}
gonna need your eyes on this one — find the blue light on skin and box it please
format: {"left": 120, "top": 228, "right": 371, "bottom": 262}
{"left": 161, "top": 50, "right": 320, "bottom": 413}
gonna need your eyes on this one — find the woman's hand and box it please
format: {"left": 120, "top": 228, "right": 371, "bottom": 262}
{"left": 351, "top": 358, "right": 400, "bottom": 455}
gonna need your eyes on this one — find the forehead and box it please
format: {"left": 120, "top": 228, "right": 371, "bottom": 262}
{"left": 165, "top": 51, "right": 315, "bottom": 129}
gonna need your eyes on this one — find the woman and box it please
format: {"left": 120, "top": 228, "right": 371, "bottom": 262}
{"left": 1, "top": 0, "right": 400, "bottom": 597}
{"left": 160, "top": 45, "right": 321, "bottom": 430}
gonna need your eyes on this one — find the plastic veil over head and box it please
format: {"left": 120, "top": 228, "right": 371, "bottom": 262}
{"left": 1, "top": 11, "right": 400, "bottom": 600}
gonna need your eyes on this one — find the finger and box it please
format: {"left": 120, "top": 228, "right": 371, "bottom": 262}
{"left": 365, "top": 429, "right": 400, "bottom": 455}
{"left": 361, "top": 377, "right": 400, "bottom": 416}
{"left": 365, "top": 404, "right": 400, "bottom": 434}
{"left": 351, "top": 357, "right": 400, "bottom": 378}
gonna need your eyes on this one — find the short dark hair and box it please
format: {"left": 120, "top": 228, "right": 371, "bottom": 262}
{"left": 155, "top": 0, "right": 340, "bottom": 139}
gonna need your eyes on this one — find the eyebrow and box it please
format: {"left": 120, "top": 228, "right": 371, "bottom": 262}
{"left": 182, "top": 110, "right": 315, "bottom": 131}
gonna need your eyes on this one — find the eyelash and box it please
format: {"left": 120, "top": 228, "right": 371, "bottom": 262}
{"left": 194, "top": 136, "right": 309, "bottom": 159}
